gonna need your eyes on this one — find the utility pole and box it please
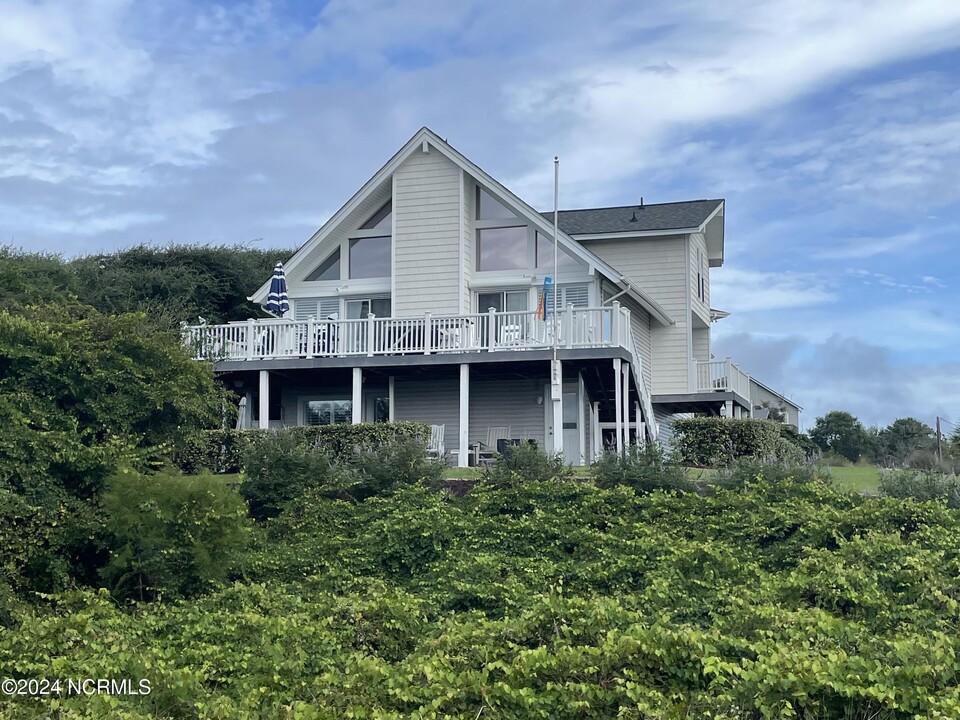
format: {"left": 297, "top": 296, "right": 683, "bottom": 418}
{"left": 936, "top": 416, "right": 942, "bottom": 464}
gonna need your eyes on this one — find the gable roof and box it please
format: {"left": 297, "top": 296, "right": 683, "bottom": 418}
{"left": 543, "top": 199, "right": 723, "bottom": 236}
{"left": 750, "top": 377, "right": 803, "bottom": 411}
{"left": 251, "top": 127, "right": 674, "bottom": 325}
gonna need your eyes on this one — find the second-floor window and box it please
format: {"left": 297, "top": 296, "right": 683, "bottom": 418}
{"left": 349, "top": 201, "right": 392, "bottom": 279}
{"left": 476, "top": 187, "right": 527, "bottom": 271}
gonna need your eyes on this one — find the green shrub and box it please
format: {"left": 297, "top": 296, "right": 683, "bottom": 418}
{"left": 672, "top": 417, "right": 784, "bottom": 466}
{"left": 593, "top": 443, "right": 694, "bottom": 494}
{"left": 479, "top": 442, "right": 572, "bottom": 488}
{"left": 714, "top": 457, "right": 831, "bottom": 491}
{"left": 348, "top": 436, "right": 443, "bottom": 500}
{"left": 241, "top": 430, "right": 338, "bottom": 519}
{"left": 172, "top": 422, "right": 431, "bottom": 475}
{"left": 101, "top": 469, "right": 251, "bottom": 600}
{"left": 878, "top": 469, "right": 960, "bottom": 508}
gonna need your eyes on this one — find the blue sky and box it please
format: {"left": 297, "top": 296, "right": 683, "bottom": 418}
{"left": 1, "top": 0, "right": 959, "bottom": 431}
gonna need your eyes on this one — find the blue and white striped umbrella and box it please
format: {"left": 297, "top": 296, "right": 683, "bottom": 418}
{"left": 265, "top": 261, "right": 290, "bottom": 316}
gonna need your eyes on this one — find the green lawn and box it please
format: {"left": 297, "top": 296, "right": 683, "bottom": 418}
{"left": 825, "top": 465, "right": 881, "bottom": 494}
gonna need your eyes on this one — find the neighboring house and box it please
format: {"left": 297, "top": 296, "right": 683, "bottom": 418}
{"left": 749, "top": 378, "right": 802, "bottom": 429}
{"left": 185, "top": 127, "right": 798, "bottom": 465}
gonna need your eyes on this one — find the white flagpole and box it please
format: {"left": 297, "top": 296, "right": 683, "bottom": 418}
{"left": 552, "top": 156, "right": 559, "bottom": 365}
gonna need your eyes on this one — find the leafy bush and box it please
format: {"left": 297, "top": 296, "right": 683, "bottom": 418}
{"left": 713, "top": 457, "right": 831, "bottom": 491}
{"left": 241, "top": 430, "right": 338, "bottom": 519}
{"left": 479, "top": 442, "right": 572, "bottom": 488}
{"left": 593, "top": 443, "right": 695, "bottom": 494}
{"left": 101, "top": 469, "right": 251, "bottom": 600}
{"left": 347, "top": 436, "right": 443, "bottom": 500}
{"left": 672, "top": 417, "right": 784, "bottom": 466}
{"left": 878, "top": 469, "right": 960, "bottom": 508}
{"left": 172, "top": 422, "right": 430, "bottom": 475}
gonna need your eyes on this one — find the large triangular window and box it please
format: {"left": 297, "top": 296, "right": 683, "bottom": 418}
{"left": 476, "top": 188, "right": 519, "bottom": 221}
{"left": 305, "top": 248, "right": 340, "bottom": 282}
{"left": 360, "top": 201, "right": 392, "bottom": 231}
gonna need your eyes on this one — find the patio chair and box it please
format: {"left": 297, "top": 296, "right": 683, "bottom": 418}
{"left": 476, "top": 425, "right": 512, "bottom": 467}
{"left": 427, "top": 424, "right": 445, "bottom": 461}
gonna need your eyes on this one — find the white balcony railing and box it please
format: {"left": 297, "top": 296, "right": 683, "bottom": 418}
{"left": 183, "top": 304, "right": 633, "bottom": 362}
{"left": 694, "top": 358, "right": 751, "bottom": 398}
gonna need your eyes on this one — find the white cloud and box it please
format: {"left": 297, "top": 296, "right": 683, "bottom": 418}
{"left": 711, "top": 268, "right": 837, "bottom": 312}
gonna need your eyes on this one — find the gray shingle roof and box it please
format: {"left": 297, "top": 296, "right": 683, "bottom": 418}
{"left": 541, "top": 199, "right": 723, "bottom": 236}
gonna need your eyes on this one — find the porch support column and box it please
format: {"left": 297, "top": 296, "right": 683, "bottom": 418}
{"left": 352, "top": 367, "right": 363, "bottom": 424}
{"left": 459, "top": 364, "right": 470, "bottom": 468}
{"left": 552, "top": 360, "right": 564, "bottom": 457}
{"left": 577, "top": 373, "right": 587, "bottom": 465}
{"left": 388, "top": 376, "right": 396, "bottom": 422}
{"left": 591, "top": 401, "right": 601, "bottom": 461}
{"left": 258, "top": 370, "right": 270, "bottom": 430}
{"left": 622, "top": 361, "right": 630, "bottom": 449}
{"left": 244, "top": 391, "right": 254, "bottom": 429}
{"left": 723, "top": 399, "right": 733, "bottom": 418}
{"left": 613, "top": 358, "right": 623, "bottom": 455}
{"left": 635, "top": 402, "right": 642, "bottom": 446}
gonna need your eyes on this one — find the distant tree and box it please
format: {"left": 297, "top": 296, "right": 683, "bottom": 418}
{"left": 876, "top": 418, "right": 936, "bottom": 468}
{"left": 69, "top": 244, "right": 293, "bottom": 325}
{"left": 809, "top": 410, "right": 871, "bottom": 463}
{"left": 0, "top": 246, "right": 78, "bottom": 308}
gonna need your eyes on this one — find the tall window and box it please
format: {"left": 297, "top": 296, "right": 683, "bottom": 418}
{"left": 349, "top": 237, "right": 390, "bottom": 278}
{"left": 476, "top": 187, "right": 527, "bottom": 271}
{"left": 349, "top": 201, "right": 392, "bottom": 279}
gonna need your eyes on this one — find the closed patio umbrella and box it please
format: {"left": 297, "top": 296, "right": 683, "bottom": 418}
{"left": 265, "top": 261, "right": 290, "bottom": 316}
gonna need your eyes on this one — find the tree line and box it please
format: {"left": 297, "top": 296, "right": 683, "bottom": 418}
{"left": 809, "top": 410, "right": 959, "bottom": 469}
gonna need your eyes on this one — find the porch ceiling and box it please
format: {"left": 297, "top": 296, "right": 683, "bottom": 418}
{"left": 652, "top": 390, "right": 750, "bottom": 415}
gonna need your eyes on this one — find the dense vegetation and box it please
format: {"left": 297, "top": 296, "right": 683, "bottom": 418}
{"left": 2, "top": 446, "right": 960, "bottom": 718}
{"left": 0, "top": 244, "right": 293, "bottom": 325}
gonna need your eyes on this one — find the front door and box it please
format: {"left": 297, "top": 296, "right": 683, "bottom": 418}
{"left": 545, "top": 383, "right": 581, "bottom": 465}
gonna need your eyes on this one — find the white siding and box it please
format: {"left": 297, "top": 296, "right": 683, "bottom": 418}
{"left": 393, "top": 149, "right": 462, "bottom": 316}
{"left": 585, "top": 236, "right": 691, "bottom": 394}
{"left": 690, "top": 232, "right": 710, "bottom": 324}
{"left": 692, "top": 326, "right": 710, "bottom": 362}
{"left": 462, "top": 174, "right": 475, "bottom": 313}
{"left": 625, "top": 300, "right": 653, "bottom": 392}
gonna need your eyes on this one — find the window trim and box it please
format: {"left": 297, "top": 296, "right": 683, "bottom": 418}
{"left": 298, "top": 396, "right": 353, "bottom": 426}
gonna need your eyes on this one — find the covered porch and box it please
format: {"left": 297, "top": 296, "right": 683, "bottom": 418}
{"left": 217, "top": 352, "right": 647, "bottom": 467}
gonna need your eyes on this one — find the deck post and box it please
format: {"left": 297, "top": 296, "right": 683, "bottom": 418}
{"left": 613, "top": 358, "right": 623, "bottom": 455}
{"left": 388, "top": 376, "right": 395, "bottom": 422}
{"left": 487, "top": 308, "right": 496, "bottom": 350}
{"left": 244, "top": 391, "right": 254, "bottom": 429}
{"left": 578, "top": 373, "right": 586, "bottom": 464}
{"left": 352, "top": 368, "right": 363, "bottom": 423}
{"left": 552, "top": 361, "right": 564, "bottom": 457}
{"left": 246, "top": 319, "right": 256, "bottom": 360}
{"left": 591, "top": 401, "right": 601, "bottom": 461}
{"left": 424, "top": 312, "right": 432, "bottom": 355}
{"left": 635, "top": 402, "right": 642, "bottom": 446}
{"left": 459, "top": 364, "right": 470, "bottom": 467}
{"left": 258, "top": 370, "right": 269, "bottom": 429}
{"left": 622, "top": 361, "right": 630, "bottom": 450}
{"left": 306, "top": 317, "right": 315, "bottom": 359}
{"left": 611, "top": 302, "right": 621, "bottom": 347}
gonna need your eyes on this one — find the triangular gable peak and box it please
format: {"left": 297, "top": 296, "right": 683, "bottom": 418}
{"left": 251, "top": 128, "right": 672, "bottom": 325}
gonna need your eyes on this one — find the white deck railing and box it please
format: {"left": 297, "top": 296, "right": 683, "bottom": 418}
{"left": 183, "top": 304, "right": 632, "bottom": 362}
{"left": 694, "top": 358, "right": 751, "bottom": 397}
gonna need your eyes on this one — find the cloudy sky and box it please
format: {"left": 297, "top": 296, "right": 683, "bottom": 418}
{"left": 2, "top": 0, "right": 959, "bottom": 431}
